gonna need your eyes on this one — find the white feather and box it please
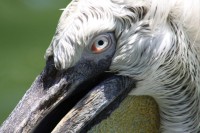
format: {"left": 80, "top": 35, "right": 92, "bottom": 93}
{"left": 45, "top": 0, "right": 200, "bottom": 132}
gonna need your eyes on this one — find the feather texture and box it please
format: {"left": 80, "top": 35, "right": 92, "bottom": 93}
{"left": 45, "top": 0, "right": 200, "bottom": 132}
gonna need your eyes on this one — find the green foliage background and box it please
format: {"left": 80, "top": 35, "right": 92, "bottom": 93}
{"left": 0, "top": 0, "right": 71, "bottom": 124}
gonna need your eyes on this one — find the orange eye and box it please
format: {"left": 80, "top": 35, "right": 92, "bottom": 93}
{"left": 91, "top": 36, "right": 110, "bottom": 53}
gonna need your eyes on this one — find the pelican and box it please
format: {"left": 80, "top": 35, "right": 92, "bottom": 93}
{"left": 1, "top": 0, "right": 200, "bottom": 132}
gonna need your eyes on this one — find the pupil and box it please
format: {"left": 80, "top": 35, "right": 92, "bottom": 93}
{"left": 98, "top": 40, "right": 104, "bottom": 46}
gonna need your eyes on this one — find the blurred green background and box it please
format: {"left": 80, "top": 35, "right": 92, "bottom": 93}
{"left": 0, "top": 0, "right": 71, "bottom": 124}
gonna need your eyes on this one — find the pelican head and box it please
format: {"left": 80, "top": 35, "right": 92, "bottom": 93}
{"left": 1, "top": 0, "right": 200, "bottom": 132}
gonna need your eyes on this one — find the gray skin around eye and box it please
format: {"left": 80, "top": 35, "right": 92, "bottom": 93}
{"left": 81, "top": 33, "right": 116, "bottom": 63}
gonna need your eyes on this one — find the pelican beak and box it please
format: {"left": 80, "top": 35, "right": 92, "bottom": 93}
{"left": 0, "top": 56, "right": 135, "bottom": 133}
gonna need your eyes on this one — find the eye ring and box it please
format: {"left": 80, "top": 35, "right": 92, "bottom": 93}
{"left": 90, "top": 35, "right": 110, "bottom": 54}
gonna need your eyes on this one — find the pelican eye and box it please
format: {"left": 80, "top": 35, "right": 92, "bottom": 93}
{"left": 91, "top": 35, "right": 110, "bottom": 53}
